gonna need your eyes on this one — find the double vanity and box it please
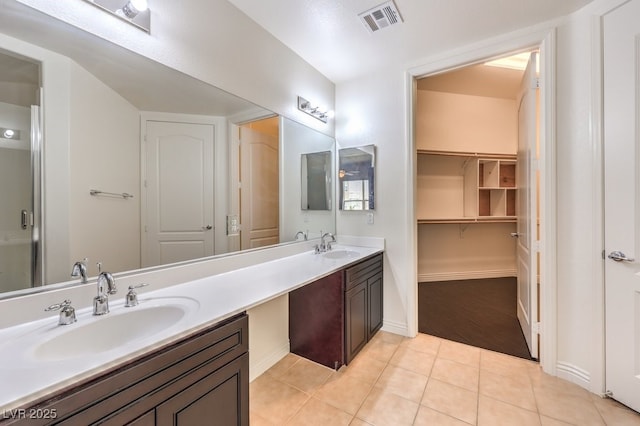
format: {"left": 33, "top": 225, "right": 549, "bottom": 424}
{"left": 0, "top": 240, "right": 383, "bottom": 424}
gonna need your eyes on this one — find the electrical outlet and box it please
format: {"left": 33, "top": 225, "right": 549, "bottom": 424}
{"left": 367, "top": 212, "right": 374, "bottom": 224}
{"left": 226, "top": 215, "right": 240, "bottom": 235}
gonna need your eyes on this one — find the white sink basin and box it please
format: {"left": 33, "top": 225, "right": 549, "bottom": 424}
{"left": 32, "top": 297, "right": 199, "bottom": 362}
{"left": 323, "top": 249, "right": 360, "bottom": 260}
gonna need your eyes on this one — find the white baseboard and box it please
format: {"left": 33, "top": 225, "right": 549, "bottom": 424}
{"left": 249, "top": 341, "right": 290, "bottom": 382}
{"left": 556, "top": 361, "right": 591, "bottom": 390}
{"left": 382, "top": 319, "right": 409, "bottom": 337}
{"left": 418, "top": 269, "right": 517, "bottom": 282}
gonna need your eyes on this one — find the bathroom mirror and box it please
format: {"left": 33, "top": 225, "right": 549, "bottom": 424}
{"left": 339, "top": 145, "right": 376, "bottom": 211}
{"left": 301, "top": 151, "right": 332, "bottom": 211}
{"left": 0, "top": 3, "right": 336, "bottom": 298}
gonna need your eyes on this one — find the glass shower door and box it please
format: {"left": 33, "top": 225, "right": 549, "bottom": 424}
{"left": 0, "top": 105, "right": 34, "bottom": 292}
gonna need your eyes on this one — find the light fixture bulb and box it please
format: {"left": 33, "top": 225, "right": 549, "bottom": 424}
{"left": 121, "top": 0, "right": 148, "bottom": 18}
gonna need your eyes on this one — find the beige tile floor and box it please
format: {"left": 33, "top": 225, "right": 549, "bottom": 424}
{"left": 250, "top": 331, "right": 640, "bottom": 425}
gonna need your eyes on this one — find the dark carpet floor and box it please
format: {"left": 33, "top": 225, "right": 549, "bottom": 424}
{"left": 418, "top": 277, "right": 533, "bottom": 360}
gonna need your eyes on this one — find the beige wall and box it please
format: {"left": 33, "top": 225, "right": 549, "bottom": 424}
{"left": 415, "top": 89, "right": 518, "bottom": 281}
{"left": 69, "top": 62, "right": 140, "bottom": 277}
{"left": 418, "top": 223, "right": 517, "bottom": 281}
{"left": 416, "top": 90, "right": 517, "bottom": 155}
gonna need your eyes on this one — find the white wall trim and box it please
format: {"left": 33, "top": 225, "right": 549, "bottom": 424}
{"left": 557, "top": 361, "right": 592, "bottom": 389}
{"left": 405, "top": 23, "right": 558, "bottom": 374}
{"left": 405, "top": 72, "right": 419, "bottom": 338}
{"left": 588, "top": 13, "right": 606, "bottom": 396}
{"left": 249, "top": 341, "right": 290, "bottom": 382}
{"left": 382, "top": 319, "right": 410, "bottom": 337}
{"left": 418, "top": 270, "right": 517, "bottom": 282}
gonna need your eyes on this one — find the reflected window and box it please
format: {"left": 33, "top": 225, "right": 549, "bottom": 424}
{"left": 342, "top": 180, "right": 370, "bottom": 210}
{"left": 338, "top": 145, "right": 375, "bottom": 210}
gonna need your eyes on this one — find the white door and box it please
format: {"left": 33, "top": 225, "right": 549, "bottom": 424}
{"left": 516, "top": 52, "right": 539, "bottom": 359}
{"left": 142, "top": 121, "right": 215, "bottom": 267}
{"left": 604, "top": 0, "right": 640, "bottom": 412}
{"left": 239, "top": 126, "right": 279, "bottom": 250}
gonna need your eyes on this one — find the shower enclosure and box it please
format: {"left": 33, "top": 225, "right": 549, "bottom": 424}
{"left": 0, "top": 50, "right": 42, "bottom": 293}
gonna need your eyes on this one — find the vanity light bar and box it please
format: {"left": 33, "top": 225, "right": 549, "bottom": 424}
{"left": 83, "top": 0, "right": 151, "bottom": 33}
{"left": 297, "top": 96, "right": 330, "bottom": 123}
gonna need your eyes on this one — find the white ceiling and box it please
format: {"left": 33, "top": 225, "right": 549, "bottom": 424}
{"left": 228, "top": 0, "right": 594, "bottom": 83}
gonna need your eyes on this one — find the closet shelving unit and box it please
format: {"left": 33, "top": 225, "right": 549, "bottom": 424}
{"left": 417, "top": 150, "right": 517, "bottom": 224}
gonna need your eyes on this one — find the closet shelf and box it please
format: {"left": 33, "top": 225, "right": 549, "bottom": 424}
{"left": 418, "top": 217, "right": 516, "bottom": 225}
{"left": 417, "top": 152, "right": 517, "bottom": 221}
{"left": 417, "top": 149, "right": 516, "bottom": 160}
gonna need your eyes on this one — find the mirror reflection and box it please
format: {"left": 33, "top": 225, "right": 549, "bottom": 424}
{"left": 301, "top": 151, "right": 332, "bottom": 211}
{"left": 0, "top": 50, "right": 41, "bottom": 294}
{"left": 0, "top": 12, "right": 336, "bottom": 298}
{"left": 339, "top": 145, "right": 376, "bottom": 211}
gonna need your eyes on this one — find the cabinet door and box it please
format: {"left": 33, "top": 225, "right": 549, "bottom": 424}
{"left": 345, "top": 281, "right": 368, "bottom": 364}
{"left": 289, "top": 271, "right": 344, "bottom": 369}
{"left": 156, "top": 353, "right": 249, "bottom": 426}
{"left": 367, "top": 272, "right": 383, "bottom": 339}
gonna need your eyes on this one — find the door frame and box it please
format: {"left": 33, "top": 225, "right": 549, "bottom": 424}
{"left": 140, "top": 112, "right": 228, "bottom": 261}
{"left": 405, "top": 28, "right": 558, "bottom": 374}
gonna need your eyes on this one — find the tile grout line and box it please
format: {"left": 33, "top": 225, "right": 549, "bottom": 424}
{"left": 351, "top": 333, "right": 405, "bottom": 424}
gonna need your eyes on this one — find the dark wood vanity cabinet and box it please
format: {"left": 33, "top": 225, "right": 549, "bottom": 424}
{"left": 290, "top": 253, "right": 383, "bottom": 369}
{"left": 4, "top": 313, "right": 249, "bottom": 426}
{"left": 345, "top": 254, "right": 384, "bottom": 364}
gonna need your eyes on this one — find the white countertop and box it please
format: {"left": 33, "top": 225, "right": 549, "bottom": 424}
{"left": 0, "top": 244, "right": 382, "bottom": 411}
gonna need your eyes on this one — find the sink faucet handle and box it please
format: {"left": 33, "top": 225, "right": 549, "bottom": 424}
{"left": 125, "top": 283, "right": 149, "bottom": 307}
{"left": 45, "top": 299, "right": 77, "bottom": 326}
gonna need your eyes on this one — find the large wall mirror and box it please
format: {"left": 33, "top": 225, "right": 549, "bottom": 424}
{"left": 0, "top": 3, "right": 335, "bottom": 299}
{"left": 338, "top": 145, "right": 376, "bottom": 210}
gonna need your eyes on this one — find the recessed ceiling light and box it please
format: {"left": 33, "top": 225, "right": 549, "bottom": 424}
{"left": 1, "top": 128, "right": 20, "bottom": 140}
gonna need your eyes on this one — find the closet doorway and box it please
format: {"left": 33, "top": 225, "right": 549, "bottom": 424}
{"left": 416, "top": 51, "right": 540, "bottom": 360}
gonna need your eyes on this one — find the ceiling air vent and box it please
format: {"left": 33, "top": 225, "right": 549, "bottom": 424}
{"left": 358, "top": 1, "right": 403, "bottom": 33}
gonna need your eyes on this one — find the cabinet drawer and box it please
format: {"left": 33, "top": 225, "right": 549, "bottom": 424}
{"left": 345, "top": 254, "right": 383, "bottom": 291}
{"left": 8, "top": 313, "right": 248, "bottom": 426}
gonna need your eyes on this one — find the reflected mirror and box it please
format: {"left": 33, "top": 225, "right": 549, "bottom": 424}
{"left": 0, "top": 3, "right": 335, "bottom": 298}
{"left": 301, "top": 151, "right": 332, "bottom": 211}
{"left": 339, "top": 145, "right": 376, "bottom": 211}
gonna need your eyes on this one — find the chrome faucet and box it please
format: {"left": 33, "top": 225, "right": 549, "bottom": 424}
{"left": 319, "top": 232, "right": 336, "bottom": 252}
{"left": 94, "top": 263, "right": 116, "bottom": 315}
{"left": 294, "top": 230, "right": 308, "bottom": 241}
{"left": 71, "top": 258, "right": 88, "bottom": 283}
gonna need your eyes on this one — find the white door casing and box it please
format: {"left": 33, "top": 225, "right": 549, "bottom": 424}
{"left": 142, "top": 120, "right": 215, "bottom": 267}
{"left": 604, "top": 0, "right": 640, "bottom": 412}
{"left": 516, "top": 52, "right": 539, "bottom": 359}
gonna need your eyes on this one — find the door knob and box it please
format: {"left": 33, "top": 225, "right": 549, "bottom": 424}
{"left": 607, "top": 251, "right": 635, "bottom": 262}
{"left": 203, "top": 225, "right": 213, "bottom": 230}
{"left": 510, "top": 232, "right": 520, "bottom": 238}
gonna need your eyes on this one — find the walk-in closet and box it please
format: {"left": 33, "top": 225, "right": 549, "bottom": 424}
{"left": 416, "top": 52, "right": 539, "bottom": 360}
